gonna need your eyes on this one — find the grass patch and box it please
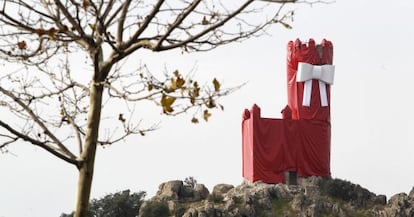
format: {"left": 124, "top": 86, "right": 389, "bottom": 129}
{"left": 208, "top": 194, "right": 224, "bottom": 204}
{"left": 139, "top": 201, "right": 169, "bottom": 217}
{"left": 271, "top": 198, "right": 296, "bottom": 216}
{"left": 255, "top": 198, "right": 296, "bottom": 217}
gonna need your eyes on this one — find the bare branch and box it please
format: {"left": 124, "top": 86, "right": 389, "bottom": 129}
{"left": 53, "top": 0, "right": 85, "bottom": 37}
{"left": 0, "top": 86, "right": 77, "bottom": 160}
{"left": 97, "top": 122, "right": 159, "bottom": 146}
{"left": 61, "top": 101, "right": 84, "bottom": 155}
{"left": 0, "top": 120, "right": 79, "bottom": 166}
{"left": 154, "top": 0, "right": 202, "bottom": 50}
{"left": 297, "top": 0, "right": 335, "bottom": 4}
{"left": 256, "top": 0, "right": 297, "bottom": 2}
{"left": 120, "top": 0, "right": 166, "bottom": 52}
{"left": 101, "top": 0, "right": 116, "bottom": 23}
{"left": 116, "top": 0, "right": 132, "bottom": 46}
{"left": 0, "top": 135, "right": 18, "bottom": 149}
{"left": 156, "top": 0, "right": 255, "bottom": 51}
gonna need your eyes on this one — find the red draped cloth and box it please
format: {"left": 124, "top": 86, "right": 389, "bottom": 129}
{"left": 242, "top": 39, "right": 333, "bottom": 183}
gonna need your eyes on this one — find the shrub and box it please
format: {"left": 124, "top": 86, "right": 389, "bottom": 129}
{"left": 317, "top": 178, "right": 374, "bottom": 207}
{"left": 184, "top": 176, "right": 197, "bottom": 189}
{"left": 60, "top": 190, "right": 146, "bottom": 217}
{"left": 208, "top": 194, "right": 224, "bottom": 203}
{"left": 139, "top": 200, "right": 170, "bottom": 217}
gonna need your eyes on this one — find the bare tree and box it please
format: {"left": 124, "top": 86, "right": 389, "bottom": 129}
{"left": 0, "top": 0, "right": 306, "bottom": 216}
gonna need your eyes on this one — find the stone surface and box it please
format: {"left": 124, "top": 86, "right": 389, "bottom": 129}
{"left": 156, "top": 180, "right": 184, "bottom": 200}
{"left": 139, "top": 177, "right": 414, "bottom": 217}
{"left": 193, "top": 184, "right": 210, "bottom": 201}
{"left": 212, "top": 183, "right": 234, "bottom": 196}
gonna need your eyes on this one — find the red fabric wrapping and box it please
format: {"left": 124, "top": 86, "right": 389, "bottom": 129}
{"left": 242, "top": 39, "right": 333, "bottom": 183}
{"left": 287, "top": 38, "right": 333, "bottom": 121}
{"left": 242, "top": 105, "right": 288, "bottom": 183}
{"left": 241, "top": 106, "right": 331, "bottom": 182}
{"left": 296, "top": 120, "right": 331, "bottom": 177}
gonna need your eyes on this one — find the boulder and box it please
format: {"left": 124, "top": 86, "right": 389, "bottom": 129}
{"left": 212, "top": 184, "right": 234, "bottom": 196}
{"left": 140, "top": 178, "right": 414, "bottom": 217}
{"left": 193, "top": 184, "right": 210, "bottom": 201}
{"left": 156, "top": 180, "right": 184, "bottom": 200}
{"left": 410, "top": 187, "right": 414, "bottom": 198}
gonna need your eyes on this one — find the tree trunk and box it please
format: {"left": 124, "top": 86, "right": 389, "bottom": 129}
{"left": 74, "top": 82, "right": 104, "bottom": 217}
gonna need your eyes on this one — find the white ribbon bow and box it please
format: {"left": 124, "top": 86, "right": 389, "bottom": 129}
{"left": 296, "top": 62, "right": 335, "bottom": 107}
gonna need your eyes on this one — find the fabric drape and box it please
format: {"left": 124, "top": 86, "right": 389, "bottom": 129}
{"left": 242, "top": 39, "right": 333, "bottom": 183}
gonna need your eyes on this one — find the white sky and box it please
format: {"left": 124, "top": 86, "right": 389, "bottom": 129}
{"left": 1, "top": 1, "right": 414, "bottom": 216}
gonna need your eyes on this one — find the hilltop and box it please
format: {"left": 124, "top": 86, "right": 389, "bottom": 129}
{"left": 138, "top": 177, "right": 414, "bottom": 217}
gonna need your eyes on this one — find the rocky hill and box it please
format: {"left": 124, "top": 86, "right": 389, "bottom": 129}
{"left": 138, "top": 177, "right": 414, "bottom": 217}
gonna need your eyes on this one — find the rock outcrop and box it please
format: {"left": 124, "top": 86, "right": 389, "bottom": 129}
{"left": 377, "top": 190, "right": 414, "bottom": 217}
{"left": 138, "top": 178, "right": 414, "bottom": 217}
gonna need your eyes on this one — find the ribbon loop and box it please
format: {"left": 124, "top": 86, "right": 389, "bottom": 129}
{"left": 297, "top": 62, "right": 335, "bottom": 84}
{"left": 296, "top": 62, "right": 335, "bottom": 107}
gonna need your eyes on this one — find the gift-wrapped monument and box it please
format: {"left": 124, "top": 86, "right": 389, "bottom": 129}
{"left": 242, "top": 39, "right": 335, "bottom": 184}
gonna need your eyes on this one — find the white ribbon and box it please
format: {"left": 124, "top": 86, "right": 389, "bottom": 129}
{"left": 296, "top": 62, "right": 335, "bottom": 107}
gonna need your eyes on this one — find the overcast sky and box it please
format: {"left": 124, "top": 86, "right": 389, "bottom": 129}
{"left": 1, "top": 1, "right": 414, "bottom": 217}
